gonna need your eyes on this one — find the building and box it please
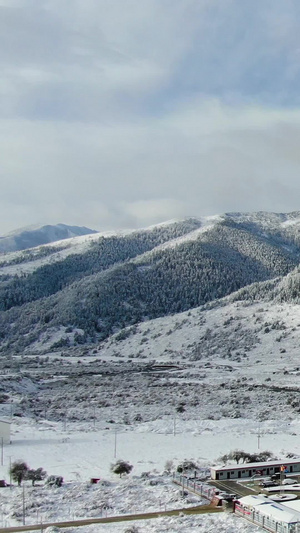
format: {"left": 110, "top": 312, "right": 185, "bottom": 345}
{"left": 211, "top": 460, "right": 300, "bottom": 480}
{"left": 0, "top": 420, "right": 11, "bottom": 444}
{"left": 235, "top": 494, "right": 300, "bottom": 532}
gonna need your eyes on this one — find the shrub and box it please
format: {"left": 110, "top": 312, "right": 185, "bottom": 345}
{"left": 46, "top": 475, "right": 63, "bottom": 487}
{"left": 9, "top": 461, "right": 29, "bottom": 486}
{"left": 26, "top": 467, "right": 47, "bottom": 486}
{"left": 111, "top": 460, "right": 133, "bottom": 478}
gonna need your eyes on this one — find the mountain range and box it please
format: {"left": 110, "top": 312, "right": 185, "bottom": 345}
{"left": 0, "top": 223, "right": 97, "bottom": 253}
{"left": 1, "top": 211, "right": 300, "bottom": 355}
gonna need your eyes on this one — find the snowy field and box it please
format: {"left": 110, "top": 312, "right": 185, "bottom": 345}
{"left": 4, "top": 416, "right": 300, "bottom": 480}
{"left": 2, "top": 289, "right": 300, "bottom": 531}
{"left": 0, "top": 416, "right": 299, "bottom": 531}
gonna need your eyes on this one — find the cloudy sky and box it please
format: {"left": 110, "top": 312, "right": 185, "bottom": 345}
{"left": 2, "top": 0, "right": 300, "bottom": 234}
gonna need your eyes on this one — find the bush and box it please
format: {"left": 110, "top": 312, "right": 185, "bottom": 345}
{"left": 111, "top": 460, "right": 133, "bottom": 478}
{"left": 46, "top": 475, "right": 63, "bottom": 487}
{"left": 26, "top": 467, "right": 47, "bottom": 486}
{"left": 9, "top": 460, "right": 29, "bottom": 486}
{"left": 177, "top": 460, "right": 197, "bottom": 473}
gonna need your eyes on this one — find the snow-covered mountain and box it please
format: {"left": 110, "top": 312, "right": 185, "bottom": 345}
{"left": 3, "top": 213, "right": 300, "bottom": 531}
{"left": 0, "top": 223, "right": 97, "bottom": 253}
{"left": 2, "top": 211, "right": 300, "bottom": 355}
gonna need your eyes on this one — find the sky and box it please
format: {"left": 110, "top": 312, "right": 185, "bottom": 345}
{"left": 2, "top": 0, "right": 300, "bottom": 234}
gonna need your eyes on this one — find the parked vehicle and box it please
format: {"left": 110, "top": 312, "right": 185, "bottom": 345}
{"left": 271, "top": 473, "right": 286, "bottom": 482}
{"left": 261, "top": 481, "right": 276, "bottom": 487}
{"left": 282, "top": 478, "right": 297, "bottom": 485}
{"left": 218, "top": 492, "right": 237, "bottom": 501}
{"left": 257, "top": 477, "right": 272, "bottom": 486}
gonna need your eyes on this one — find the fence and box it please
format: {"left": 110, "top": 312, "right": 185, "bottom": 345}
{"left": 172, "top": 473, "right": 216, "bottom": 501}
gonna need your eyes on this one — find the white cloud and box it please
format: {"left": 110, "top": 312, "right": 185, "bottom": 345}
{"left": 1, "top": 1, "right": 300, "bottom": 234}
{"left": 1, "top": 99, "right": 300, "bottom": 233}
{"left": 122, "top": 198, "right": 187, "bottom": 228}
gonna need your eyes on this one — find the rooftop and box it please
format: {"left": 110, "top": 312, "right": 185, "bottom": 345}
{"left": 238, "top": 495, "right": 300, "bottom": 524}
{"left": 211, "top": 459, "right": 300, "bottom": 472}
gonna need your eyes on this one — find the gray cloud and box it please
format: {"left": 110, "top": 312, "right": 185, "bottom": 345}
{"left": 1, "top": 1, "right": 300, "bottom": 234}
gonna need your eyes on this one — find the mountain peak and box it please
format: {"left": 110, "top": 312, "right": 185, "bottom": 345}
{"left": 0, "top": 223, "right": 97, "bottom": 253}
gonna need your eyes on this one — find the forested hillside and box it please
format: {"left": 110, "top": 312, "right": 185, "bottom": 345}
{"left": 1, "top": 212, "right": 300, "bottom": 354}
{"left": 0, "top": 219, "right": 202, "bottom": 311}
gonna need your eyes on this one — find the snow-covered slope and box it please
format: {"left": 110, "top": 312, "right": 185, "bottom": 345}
{"left": 0, "top": 230, "right": 133, "bottom": 276}
{"left": 3, "top": 214, "right": 300, "bottom": 530}
{"left": 3, "top": 211, "right": 300, "bottom": 531}
{"left": 2, "top": 294, "right": 300, "bottom": 530}
{"left": 1, "top": 211, "right": 300, "bottom": 355}
{"left": 0, "top": 217, "right": 203, "bottom": 275}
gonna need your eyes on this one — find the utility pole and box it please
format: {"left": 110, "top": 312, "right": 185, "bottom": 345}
{"left": 1, "top": 437, "right": 3, "bottom": 466}
{"left": 114, "top": 428, "right": 117, "bottom": 458}
{"left": 8, "top": 456, "right": 12, "bottom": 489}
{"left": 22, "top": 484, "right": 26, "bottom": 525}
{"left": 257, "top": 424, "right": 261, "bottom": 449}
{"left": 280, "top": 466, "right": 284, "bottom": 496}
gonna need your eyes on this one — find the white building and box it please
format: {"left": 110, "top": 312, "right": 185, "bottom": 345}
{"left": 0, "top": 420, "right": 11, "bottom": 444}
{"left": 235, "top": 495, "right": 300, "bottom": 533}
{"left": 211, "top": 459, "right": 300, "bottom": 480}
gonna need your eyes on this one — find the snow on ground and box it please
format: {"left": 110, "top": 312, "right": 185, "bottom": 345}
{"left": 0, "top": 232, "right": 112, "bottom": 276}
{"left": 0, "top": 216, "right": 202, "bottom": 276}
{"left": 98, "top": 300, "right": 300, "bottom": 368}
{"left": 137, "top": 215, "right": 222, "bottom": 256}
{"left": 3, "top": 295, "right": 300, "bottom": 530}
{"left": 0, "top": 415, "right": 299, "bottom": 530}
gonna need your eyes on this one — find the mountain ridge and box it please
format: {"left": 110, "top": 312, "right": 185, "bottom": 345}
{"left": 1, "top": 211, "right": 300, "bottom": 354}
{"left": 0, "top": 223, "right": 97, "bottom": 253}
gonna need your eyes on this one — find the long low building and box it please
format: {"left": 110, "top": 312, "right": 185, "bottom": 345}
{"left": 211, "top": 459, "right": 300, "bottom": 480}
{"left": 235, "top": 495, "right": 300, "bottom": 533}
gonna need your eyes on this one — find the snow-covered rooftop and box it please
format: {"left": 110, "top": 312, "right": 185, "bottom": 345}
{"left": 212, "top": 459, "right": 300, "bottom": 472}
{"left": 238, "top": 495, "right": 300, "bottom": 524}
